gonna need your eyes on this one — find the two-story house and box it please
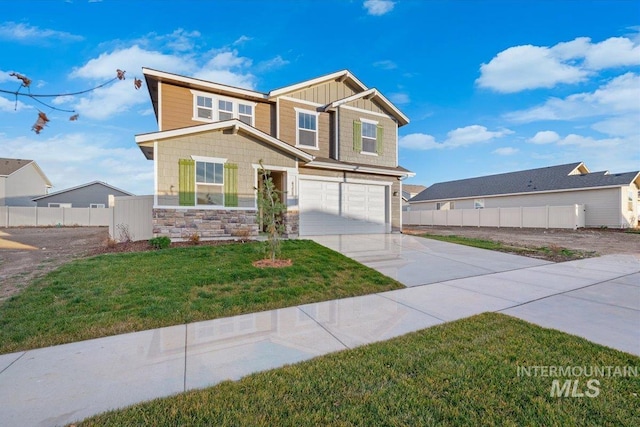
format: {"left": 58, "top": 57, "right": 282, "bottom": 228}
{"left": 135, "top": 68, "right": 413, "bottom": 238}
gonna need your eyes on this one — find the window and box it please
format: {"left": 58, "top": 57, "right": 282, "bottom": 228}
{"left": 218, "top": 100, "right": 233, "bottom": 121}
{"left": 361, "top": 121, "right": 377, "bottom": 154}
{"left": 436, "top": 201, "right": 454, "bottom": 210}
{"left": 474, "top": 199, "right": 485, "bottom": 209}
{"left": 196, "top": 161, "right": 224, "bottom": 205}
{"left": 297, "top": 110, "right": 318, "bottom": 148}
{"left": 90, "top": 204, "right": 105, "bottom": 208}
{"left": 48, "top": 203, "right": 72, "bottom": 208}
{"left": 238, "top": 104, "right": 253, "bottom": 125}
{"left": 196, "top": 96, "right": 213, "bottom": 120}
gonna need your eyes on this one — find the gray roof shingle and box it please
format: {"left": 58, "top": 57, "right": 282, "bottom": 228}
{"left": 0, "top": 158, "right": 33, "bottom": 176}
{"left": 410, "top": 162, "right": 640, "bottom": 202}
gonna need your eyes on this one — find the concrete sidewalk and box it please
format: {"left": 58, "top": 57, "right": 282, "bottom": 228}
{"left": 0, "top": 235, "right": 638, "bottom": 426}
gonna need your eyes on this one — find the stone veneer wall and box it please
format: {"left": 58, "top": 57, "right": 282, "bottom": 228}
{"left": 283, "top": 210, "right": 299, "bottom": 238}
{"left": 153, "top": 208, "right": 259, "bottom": 239}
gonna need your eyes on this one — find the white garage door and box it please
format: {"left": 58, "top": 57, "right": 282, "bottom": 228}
{"left": 299, "top": 178, "right": 387, "bottom": 235}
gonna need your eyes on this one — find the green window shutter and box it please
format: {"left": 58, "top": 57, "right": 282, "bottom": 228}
{"left": 376, "top": 124, "right": 384, "bottom": 155}
{"left": 178, "top": 159, "right": 195, "bottom": 206}
{"left": 353, "top": 120, "right": 362, "bottom": 152}
{"left": 224, "top": 163, "right": 238, "bottom": 207}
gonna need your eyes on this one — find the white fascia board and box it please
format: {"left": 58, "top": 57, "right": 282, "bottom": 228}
{"left": 269, "top": 70, "right": 368, "bottom": 98}
{"left": 32, "top": 181, "right": 133, "bottom": 200}
{"left": 28, "top": 161, "right": 53, "bottom": 188}
{"left": 142, "top": 68, "right": 268, "bottom": 101}
{"left": 135, "top": 120, "right": 314, "bottom": 162}
{"left": 305, "top": 160, "right": 414, "bottom": 178}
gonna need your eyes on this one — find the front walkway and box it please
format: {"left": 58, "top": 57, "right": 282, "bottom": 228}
{"left": 0, "top": 234, "right": 638, "bottom": 426}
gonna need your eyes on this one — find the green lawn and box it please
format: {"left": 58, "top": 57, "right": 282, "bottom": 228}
{"left": 0, "top": 240, "right": 402, "bottom": 354}
{"left": 74, "top": 313, "right": 640, "bottom": 426}
{"left": 418, "top": 233, "right": 597, "bottom": 261}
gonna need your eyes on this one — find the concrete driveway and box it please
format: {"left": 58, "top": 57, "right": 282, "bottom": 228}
{"left": 310, "top": 234, "right": 640, "bottom": 355}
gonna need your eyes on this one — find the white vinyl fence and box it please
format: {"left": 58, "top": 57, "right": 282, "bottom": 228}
{"left": 108, "top": 195, "right": 154, "bottom": 242}
{"left": 0, "top": 206, "right": 112, "bottom": 227}
{"left": 403, "top": 205, "right": 586, "bottom": 230}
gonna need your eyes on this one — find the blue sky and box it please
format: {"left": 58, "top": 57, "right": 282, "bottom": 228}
{"left": 1, "top": 0, "right": 638, "bottom": 195}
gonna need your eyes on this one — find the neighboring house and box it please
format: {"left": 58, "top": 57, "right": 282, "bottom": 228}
{"left": 402, "top": 184, "right": 427, "bottom": 209}
{"left": 32, "top": 181, "right": 134, "bottom": 208}
{"left": 0, "top": 158, "right": 52, "bottom": 206}
{"left": 135, "top": 68, "right": 414, "bottom": 238}
{"left": 409, "top": 162, "right": 640, "bottom": 228}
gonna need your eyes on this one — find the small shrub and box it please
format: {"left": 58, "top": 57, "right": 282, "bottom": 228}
{"left": 148, "top": 236, "right": 171, "bottom": 249}
{"left": 104, "top": 235, "right": 118, "bottom": 249}
{"left": 186, "top": 232, "right": 200, "bottom": 245}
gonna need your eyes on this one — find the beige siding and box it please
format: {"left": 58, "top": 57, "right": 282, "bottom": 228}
{"left": 410, "top": 187, "right": 630, "bottom": 227}
{"left": 286, "top": 80, "right": 360, "bottom": 105}
{"left": 159, "top": 82, "right": 273, "bottom": 134}
{"left": 344, "top": 98, "right": 386, "bottom": 115}
{"left": 156, "top": 129, "right": 296, "bottom": 207}
{"left": 3, "top": 164, "right": 49, "bottom": 206}
{"left": 337, "top": 107, "right": 397, "bottom": 168}
{"left": 160, "top": 83, "right": 193, "bottom": 131}
{"left": 298, "top": 167, "right": 401, "bottom": 231}
{"left": 278, "top": 98, "right": 330, "bottom": 158}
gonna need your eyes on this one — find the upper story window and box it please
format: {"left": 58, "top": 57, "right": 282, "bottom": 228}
{"left": 296, "top": 109, "right": 318, "bottom": 149}
{"left": 474, "top": 199, "right": 485, "bottom": 209}
{"left": 196, "top": 96, "right": 213, "bottom": 120}
{"left": 218, "top": 100, "right": 233, "bottom": 121}
{"left": 361, "top": 121, "right": 377, "bottom": 154}
{"left": 238, "top": 104, "right": 253, "bottom": 125}
{"left": 191, "top": 90, "right": 256, "bottom": 125}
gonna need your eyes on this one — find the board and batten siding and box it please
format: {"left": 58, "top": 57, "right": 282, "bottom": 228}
{"left": 155, "top": 129, "right": 297, "bottom": 207}
{"left": 337, "top": 107, "right": 397, "bottom": 168}
{"left": 159, "top": 82, "right": 273, "bottom": 135}
{"left": 410, "top": 187, "right": 630, "bottom": 227}
{"left": 284, "top": 80, "right": 360, "bottom": 105}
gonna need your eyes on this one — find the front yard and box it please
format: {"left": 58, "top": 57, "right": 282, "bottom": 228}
{"left": 75, "top": 313, "right": 640, "bottom": 426}
{"left": 0, "top": 240, "right": 402, "bottom": 354}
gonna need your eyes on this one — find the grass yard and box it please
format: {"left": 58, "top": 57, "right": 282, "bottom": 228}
{"left": 74, "top": 313, "right": 640, "bottom": 426}
{"left": 417, "top": 233, "right": 596, "bottom": 262}
{"left": 0, "top": 240, "right": 402, "bottom": 354}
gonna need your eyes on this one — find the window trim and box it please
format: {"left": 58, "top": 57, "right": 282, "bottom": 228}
{"left": 90, "top": 203, "right": 106, "bottom": 208}
{"left": 295, "top": 108, "right": 319, "bottom": 150}
{"left": 360, "top": 118, "right": 379, "bottom": 155}
{"left": 48, "top": 203, "right": 72, "bottom": 208}
{"left": 474, "top": 199, "right": 485, "bottom": 209}
{"left": 190, "top": 90, "right": 256, "bottom": 125}
{"left": 191, "top": 156, "right": 227, "bottom": 206}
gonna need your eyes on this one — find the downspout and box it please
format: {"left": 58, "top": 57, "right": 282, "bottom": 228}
{"left": 335, "top": 105, "right": 341, "bottom": 160}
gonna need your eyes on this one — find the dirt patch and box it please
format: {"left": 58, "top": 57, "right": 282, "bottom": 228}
{"left": 403, "top": 226, "right": 640, "bottom": 257}
{"left": 0, "top": 227, "right": 109, "bottom": 302}
{"left": 0, "top": 227, "right": 252, "bottom": 302}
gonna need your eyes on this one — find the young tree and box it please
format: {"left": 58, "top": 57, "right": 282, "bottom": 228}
{"left": 256, "top": 159, "right": 287, "bottom": 262}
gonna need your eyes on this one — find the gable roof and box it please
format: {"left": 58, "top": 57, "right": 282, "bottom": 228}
{"left": 324, "top": 88, "right": 410, "bottom": 126}
{"left": 268, "top": 70, "right": 368, "bottom": 98}
{"left": 32, "top": 181, "right": 134, "bottom": 201}
{"left": 0, "top": 158, "right": 53, "bottom": 187}
{"left": 135, "top": 119, "right": 315, "bottom": 162}
{"left": 411, "top": 162, "right": 640, "bottom": 202}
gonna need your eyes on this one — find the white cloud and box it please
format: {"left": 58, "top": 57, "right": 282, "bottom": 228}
{"left": 0, "top": 96, "right": 30, "bottom": 113}
{"left": 363, "top": 0, "right": 395, "bottom": 16}
{"left": 156, "top": 28, "right": 202, "bottom": 52}
{"left": 389, "top": 92, "right": 410, "bottom": 105}
{"left": 195, "top": 50, "right": 255, "bottom": 88}
{"left": 400, "top": 125, "right": 513, "bottom": 150}
{"left": 233, "top": 35, "right": 252, "bottom": 45}
{"left": 444, "top": 125, "right": 514, "bottom": 147}
{"left": 0, "top": 132, "right": 153, "bottom": 195}
{"left": 256, "top": 55, "right": 290, "bottom": 72}
{"left": 529, "top": 130, "right": 560, "bottom": 144}
{"left": 477, "top": 33, "right": 640, "bottom": 92}
{"left": 556, "top": 133, "right": 624, "bottom": 149}
{"left": 0, "top": 22, "right": 83, "bottom": 42}
{"left": 506, "top": 72, "right": 640, "bottom": 125}
{"left": 476, "top": 44, "right": 588, "bottom": 93}
{"left": 373, "top": 60, "right": 397, "bottom": 70}
{"left": 493, "top": 147, "right": 518, "bottom": 156}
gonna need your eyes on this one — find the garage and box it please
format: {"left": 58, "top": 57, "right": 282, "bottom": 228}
{"left": 298, "top": 178, "right": 388, "bottom": 235}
